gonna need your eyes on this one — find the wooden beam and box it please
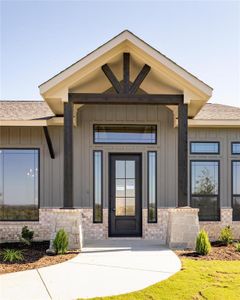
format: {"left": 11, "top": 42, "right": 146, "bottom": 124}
{"left": 64, "top": 102, "right": 74, "bottom": 208}
{"left": 178, "top": 103, "right": 188, "bottom": 207}
{"left": 123, "top": 53, "right": 130, "bottom": 93}
{"left": 129, "top": 64, "right": 151, "bottom": 95}
{"left": 102, "top": 64, "right": 122, "bottom": 93}
{"left": 69, "top": 93, "right": 183, "bottom": 105}
{"left": 43, "top": 126, "right": 55, "bottom": 159}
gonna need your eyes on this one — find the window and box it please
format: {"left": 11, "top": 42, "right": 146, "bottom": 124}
{"left": 93, "top": 124, "right": 157, "bottom": 144}
{"left": 190, "top": 161, "right": 220, "bottom": 221}
{"left": 115, "top": 159, "right": 136, "bottom": 216}
{"left": 0, "top": 149, "right": 39, "bottom": 221}
{"left": 232, "top": 142, "right": 240, "bottom": 155}
{"left": 232, "top": 161, "right": 240, "bottom": 221}
{"left": 93, "top": 151, "right": 103, "bottom": 223}
{"left": 190, "top": 142, "right": 220, "bottom": 154}
{"left": 147, "top": 151, "right": 157, "bottom": 223}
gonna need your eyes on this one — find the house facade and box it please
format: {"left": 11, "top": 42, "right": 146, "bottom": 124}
{"left": 0, "top": 31, "right": 239, "bottom": 249}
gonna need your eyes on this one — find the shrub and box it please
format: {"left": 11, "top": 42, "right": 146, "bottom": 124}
{"left": 219, "top": 226, "right": 233, "bottom": 245}
{"left": 236, "top": 242, "right": 240, "bottom": 252}
{"left": 196, "top": 230, "right": 211, "bottom": 255}
{"left": 53, "top": 229, "right": 69, "bottom": 254}
{"left": 20, "top": 226, "right": 34, "bottom": 246}
{"left": 1, "top": 249, "right": 24, "bottom": 262}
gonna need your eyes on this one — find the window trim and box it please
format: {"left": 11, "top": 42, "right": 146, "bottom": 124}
{"left": 0, "top": 148, "right": 40, "bottom": 222}
{"left": 93, "top": 124, "right": 157, "bottom": 145}
{"left": 190, "top": 141, "right": 220, "bottom": 155}
{"left": 232, "top": 160, "right": 240, "bottom": 221}
{"left": 93, "top": 150, "right": 103, "bottom": 223}
{"left": 190, "top": 159, "right": 220, "bottom": 221}
{"left": 147, "top": 151, "right": 157, "bottom": 223}
{"left": 231, "top": 142, "right": 240, "bottom": 155}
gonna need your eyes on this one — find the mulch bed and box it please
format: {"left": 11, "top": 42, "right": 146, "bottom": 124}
{"left": 0, "top": 241, "right": 79, "bottom": 274}
{"left": 176, "top": 241, "right": 240, "bottom": 261}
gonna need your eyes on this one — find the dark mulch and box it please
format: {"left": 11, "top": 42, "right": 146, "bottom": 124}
{"left": 176, "top": 241, "right": 240, "bottom": 261}
{"left": 0, "top": 241, "right": 79, "bottom": 274}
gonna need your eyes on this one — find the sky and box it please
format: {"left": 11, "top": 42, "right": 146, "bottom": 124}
{"left": 0, "top": 0, "right": 240, "bottom": 107}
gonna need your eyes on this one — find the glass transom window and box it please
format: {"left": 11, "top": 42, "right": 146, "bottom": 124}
{"left": 190, "top": 142, "right": 219, "bottom": 154}
{"left": 232, "top": 142, "right": 240, "bottom": 155}
{"left": 0, "top": 149, "right": 39, "bottom": 221}
{"left": 93, "top": 124, "right": 157, "bottom": 144}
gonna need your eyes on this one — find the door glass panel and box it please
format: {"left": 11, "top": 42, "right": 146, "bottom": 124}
{"left": 126, "top": 198, "right": 135, "bottom": 216}
{"left": 115, "top": 159, "right": 136, "bottom": 216}
{"left": 116, "top": 179, "right": 125, "bottom": 197}
{"left": 126, "top": 161, "right": 135, "bottom": 178}
{"left": 126, "top": 179, "right": 135, "bottom": 197}
{"left": 116, "top": 198, "right": 125, "bottom": 216}
{"left": 116, "top": 161, "right": 125, "bottom": 178}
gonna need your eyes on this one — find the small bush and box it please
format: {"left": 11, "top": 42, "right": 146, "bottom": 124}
{"left": 19, "top": 226, "right": 34, "bottom": 246}
{"left": 196, "top": 230, "right": 211, "bottom": 255}
{"left": 1, "top": 249, "right": 24, "bottom": 262}
{"left": 219, "top": 226, "right": 233, "bottom": 245}
{"left": 53, "top": 229, "right": 69, "bottom": 254}
{"left": 236, "top": 242, "right": 240, "bottom": 252}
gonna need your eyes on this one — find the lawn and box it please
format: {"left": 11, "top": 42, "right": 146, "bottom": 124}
{"left": 89, "top": 259, "right": 240, "bottom": 300}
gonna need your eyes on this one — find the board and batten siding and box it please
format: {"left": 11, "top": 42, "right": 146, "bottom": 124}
{"left": 0, "top": 105, "right": 239, "bottom": 209}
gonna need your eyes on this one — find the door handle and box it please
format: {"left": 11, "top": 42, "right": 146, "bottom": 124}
{"left": 112, "top": 208, "right": 115, "bottom": 212}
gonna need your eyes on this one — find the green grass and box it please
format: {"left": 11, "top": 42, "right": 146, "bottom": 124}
{"left": 86, "top": 259, "right": 240, "bottom": 300}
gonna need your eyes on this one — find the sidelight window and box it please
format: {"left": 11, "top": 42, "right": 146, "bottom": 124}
{"left": 190, "top": 160, "right": 220, "bottom": 221}
{"left": 147, "top": 151, "right": 157, "bottom": 223}
{"left": 93, "top": 151, "right": 103, "bottom": 223}
{"left": 0, "top": 149, "right": 39, "bottom": 221}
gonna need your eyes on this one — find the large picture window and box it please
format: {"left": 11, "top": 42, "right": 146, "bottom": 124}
{"left": 147, "top": 151, "right": 157, "bottom": 223}
{"left": 0, "top": 149, "right": 39, "bottom": 221}
{"left": 93, "top": 124, "right": 157, "bottom": 144}
{"left": 190, "top": 161, "right": 220, "bottom": 221}
{"left": 93, "top": 151, "right": 103, "bottom": 223}
{"left": 232, "top": 161, "right": 240, "bottom": 221}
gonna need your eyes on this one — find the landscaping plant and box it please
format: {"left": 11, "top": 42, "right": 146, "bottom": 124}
{"left": 236, "top": 242, "right": 240, "bottom": 252}
{"left": 20, "top": 225, "right": 34, "bottom": 245}
{"left": 196, "top": 230, "right": 211, "bottom": 255}
{"left": 219, "top": 225, "right": 233, "bottom": 245}
{"left": 1, "top": 249, "right": 24, "bottom": 262}
{"left": 53, "top": 229, "right": 69, "bottom": 254}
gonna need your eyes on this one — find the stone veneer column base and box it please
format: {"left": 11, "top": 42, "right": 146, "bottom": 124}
{"left": 167, "top": 207, "right": 200, "bottom": 249}
{"left": 48, "top": 209, "right": 82, "bottom": 250}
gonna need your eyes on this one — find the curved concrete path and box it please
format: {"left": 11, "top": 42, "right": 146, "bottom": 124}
{"left": 0, "top": 240, "right": 181, "bottom": 300}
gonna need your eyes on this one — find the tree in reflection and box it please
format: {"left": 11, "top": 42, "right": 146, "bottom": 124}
{"left": 195, "top": 168, "right": 216, "bottom": 195}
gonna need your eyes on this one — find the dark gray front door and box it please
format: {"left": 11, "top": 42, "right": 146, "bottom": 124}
{"left": 109, "top": 154, "right": 142, "bottom": 237}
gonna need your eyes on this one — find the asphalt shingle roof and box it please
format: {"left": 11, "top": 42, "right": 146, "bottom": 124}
{"left": 194, "top": 103, "right": 240, "bottom": 120}
{"left": 0, "top": 101, "right": 239, "bottom": 121}
{"left": 0, "top": 101, "right": 55, "bottom": 120}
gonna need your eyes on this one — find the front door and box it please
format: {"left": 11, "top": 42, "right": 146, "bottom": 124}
{"left": 109, "top": 154, "right": 142, "bottom": 237}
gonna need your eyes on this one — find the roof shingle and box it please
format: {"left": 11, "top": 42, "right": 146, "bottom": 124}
{"left": 0, "top": 101, "right": 54, "bottom": 121}
{"left": 194, "top": 103, "right": 240, "bottom": 120}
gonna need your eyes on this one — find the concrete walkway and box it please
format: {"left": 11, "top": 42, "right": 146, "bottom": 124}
{"left": 0, "top": 240, "right": 181, "bottom": 300}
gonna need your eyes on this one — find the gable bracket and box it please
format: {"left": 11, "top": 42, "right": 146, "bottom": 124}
{"left": 130, "top": 64, "right": 151, "bottom": 94}
{"left": 101, "top": 64, "right": 122, "bottom": 93}
{"left": 43, "top": 126, "right": 55, "bottom": 159}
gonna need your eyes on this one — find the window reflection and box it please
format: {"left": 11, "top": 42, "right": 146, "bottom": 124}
{"left": 190, "top": 142, "right": 219, "bottom": 154}
{"left": 191, "top": 161, "right": 220, "bottom": 221}
{"left": 93, "top": 151, "right": 103, "bottom": 222}
{"left": 148, "top": 152, "right": 157, "bottom": 223}
{"left": 0, "top": 149, "right": 39, "bottom": 221}
{"left": 232, "top": 161, "right": 240, "bottom": 221}
{"left": 115, "top": 160, "right": 136, "bottom": 216}
{"left": 94, "top": 125, "right": 157, "bottom": 144}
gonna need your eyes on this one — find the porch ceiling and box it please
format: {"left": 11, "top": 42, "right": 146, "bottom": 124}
{"left": 39, "top": 31, "right": 212, "bottom": 117}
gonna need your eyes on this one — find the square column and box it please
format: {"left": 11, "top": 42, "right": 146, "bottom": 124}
{"left": 64, "top": 101, "right": 73, "bottom": 208}
{"left": 178, "top": 103, "right": 188, "bottom": 207}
